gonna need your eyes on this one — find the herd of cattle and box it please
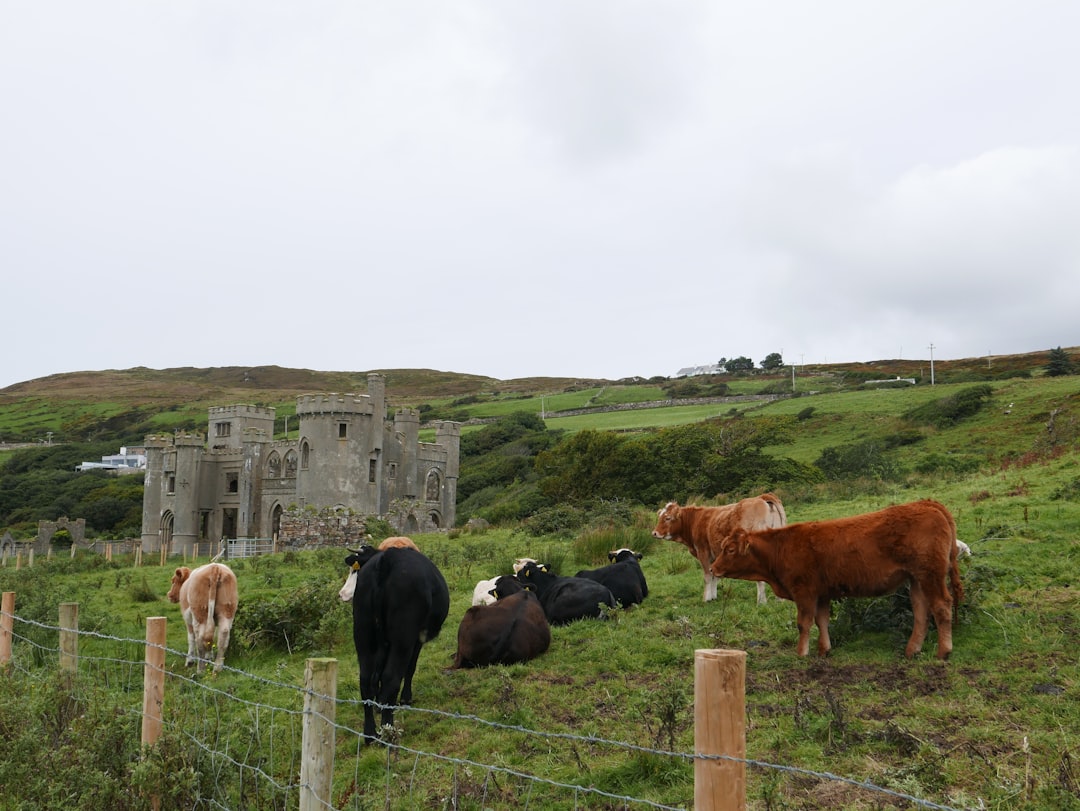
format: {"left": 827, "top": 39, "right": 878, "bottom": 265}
{"left": 165, "top": 495, "right": 969, "bottom": 743}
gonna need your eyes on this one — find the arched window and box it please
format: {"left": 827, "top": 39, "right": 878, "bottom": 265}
{"left": 425, "top": 469, "right": 441, "bottom": 501}
{"left": 284, "top": 450, "right": 298, "bottom": 478}
{"left": 267, "top": 452, "right": 281, "bottom": 478}
{"left": 300, "top": 441, "right": 310, "bottom": 470}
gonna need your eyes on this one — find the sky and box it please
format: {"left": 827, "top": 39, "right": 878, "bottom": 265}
{"left": 3, "top": 2, "right": 1079, "bottom": 389}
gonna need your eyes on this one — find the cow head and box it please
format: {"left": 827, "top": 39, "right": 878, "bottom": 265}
{"left": 340, "top": 545, "right": 379, "bottom": 603}
{"left": 491, "top": 575, "right": 525, "bottom": 600}
{"left": 711, "top": 529, "right": 752, "bottom": 576}
{"left": 517, "top": 561, "right": 552, "bottom": 588}
{"left": 651, "top": 502, "right": 682, "bottom": 540}
{"left": 608, "top": 548, "right": 642, "bottom": 563}
{"left": 167, "top": 567, "right": 191, "bottom": 603}
{"left": 512, "top": 557, "right": 537, "bottom": 574}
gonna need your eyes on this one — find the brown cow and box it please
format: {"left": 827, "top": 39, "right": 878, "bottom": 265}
{"left": 709, "top": 500, "right": 964, "bottom": 659}
{"left": 378, "top": 536, "right": 420, "bottom": 551}
{"left": 652, "top": 494, "right": 787, "bottom": 603}
{"left": 167, "top": 562, "right": 239, "bottom": 673}
{"left": 452, "top": 590, "right": 551, "bottom": 668}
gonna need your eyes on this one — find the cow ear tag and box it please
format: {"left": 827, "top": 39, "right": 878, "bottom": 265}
{"left": 351, "top": 562, "right": 360, "bottom": 571}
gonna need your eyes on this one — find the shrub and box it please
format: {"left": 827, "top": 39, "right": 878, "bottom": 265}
{"left": 903, "top": 385, "right": 994, "bottom": 428}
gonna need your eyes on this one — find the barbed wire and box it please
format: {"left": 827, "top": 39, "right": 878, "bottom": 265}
{"left": 1, "top": 609, "right": 967, "bottom": 811}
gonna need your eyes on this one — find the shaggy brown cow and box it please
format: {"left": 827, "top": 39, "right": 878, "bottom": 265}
{"left": 709, "top": 500, "right": 964, "bottom": 659}
{"left": 452, "top": 590, "right": 551, "bottom": 668}
{"left": 166, "top": 563, "right": 239, "bottom": 673}
{"left": 652, "top": 494, "right": 787, "bottom": 603}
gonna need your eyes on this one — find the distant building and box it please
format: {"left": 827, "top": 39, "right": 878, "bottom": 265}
{"left": 140, "top": 374, "right": 460, "bottom": 554}
{"left": 75, "top": 446, "right": 147, "bottom": 473}
{"left": 675, "top": 364, "right": 724, "bottom": 377}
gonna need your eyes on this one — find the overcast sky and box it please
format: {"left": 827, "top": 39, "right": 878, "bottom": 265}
{"left": 3, "top": 2, "right": 1078, "bottom": 389}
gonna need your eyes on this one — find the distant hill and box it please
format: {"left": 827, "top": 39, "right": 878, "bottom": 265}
{"left": 0, "top": 348, "right": 1074, "bottom": 446}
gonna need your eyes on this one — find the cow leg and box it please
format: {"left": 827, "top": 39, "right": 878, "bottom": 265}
{"left": 399, "top": 642, "right": 423, "bottom": 706}
{"left": 213, "top": 616, "right": 232, "bottom": 673}
{"left": 794, "top": 601, "right": 815, "bottom": 656}
{"left": 375, "top": 643, "right": 418, "bottom": 732}
{"left": 183, "top": 618, "right": 198, "bottom": 668}
{"left": 756, "top": 581, "right": 768, "bottom": 605}
{"left": 703, "top": 567, "right": 719, "bottom": 602}
{"left": 906, "top": 581, "right": 930, "bottom": 658}
{"left": 358, "top": 658, "right": 379, "bottom": 742}
{"left": 815, "top": 599, "right": 832, "bottom": 656}
{"left": 925, "top": 580, "right": 954, "bottom": 660}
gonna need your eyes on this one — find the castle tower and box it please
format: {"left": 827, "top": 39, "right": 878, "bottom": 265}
{"left": 208, "top": 404, "right": 275, "bottom": 450}
{"left": 294, "top": 391, "right": 379, "bottom": 512}
{"left": 436, "top": 421, "right": 461, "bottom": 527}
{"left": 140, "top": 435, "right": 172, "bottom": 551}
{"left": 394, "top": 408, "right": 420, "bottom": 501}
{"left": 170, "top": 433, "right": 205, "bottom": 553}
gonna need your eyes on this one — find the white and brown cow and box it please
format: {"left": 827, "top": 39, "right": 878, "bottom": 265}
{"left": 652, "top": 494, "right": 787, "bottom": 603}
{"left": 709, "top": 499, "right": 964, "bottom": 659}
{"left": 167, "top": 562, "right": 239, "bottom": 673}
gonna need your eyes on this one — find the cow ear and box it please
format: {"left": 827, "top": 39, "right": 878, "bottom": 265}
{"left": 540, "top": 564, "right": 549, "bottom": 573}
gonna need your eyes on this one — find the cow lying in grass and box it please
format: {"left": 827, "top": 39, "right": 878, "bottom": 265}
{"left": 709, "top": 499, "right": 964, "bottom": 659}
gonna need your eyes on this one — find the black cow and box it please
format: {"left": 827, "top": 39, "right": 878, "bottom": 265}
{"left": 575, "top": 548, "right": 649, "bottom": 607}
{"left": 343, "top": 545, "right": 450, "bottom": 742}
{"left": 452, "top": 590, "right": 551, "bottom": 668}
{"left": 490, "top": 574, "right": 525, "bottom": 600}
{"left": 516, "top": 561, "right": 616, "bottom": 625}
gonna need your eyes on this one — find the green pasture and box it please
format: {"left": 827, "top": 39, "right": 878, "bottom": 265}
{"left": 2, "top": 448, "right": 1078, "bottom": 809}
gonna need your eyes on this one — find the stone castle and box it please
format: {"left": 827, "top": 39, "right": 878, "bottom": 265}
{"left": 140, "top": 374, "right": 460, "bottom": 553}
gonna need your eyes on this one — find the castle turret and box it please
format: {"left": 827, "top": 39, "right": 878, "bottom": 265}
{"left": 295, "top": 392, "right": 378, "bottom": 511}
{"left": 436, "top": 421, "right": 461, "bottom": 527}
{"left": 140, "top": 435, "right": 171, "bottom": 551}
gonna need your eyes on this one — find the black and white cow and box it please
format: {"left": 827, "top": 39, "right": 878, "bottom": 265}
{"left": 516, "top": 561, "right": 616, "bottom": 625}
{"left": 452, "top": 590, "right": 551, "bottom": 668}
{"left": 574, "top": 548, "right": 649, "bottom": 607}
{"left": 341, "top": 545, "right": 450, "bottom": 742}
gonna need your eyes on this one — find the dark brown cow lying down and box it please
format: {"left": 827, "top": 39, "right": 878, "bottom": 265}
{"left": 709, "top": 499, "right": 964, "bottom": 659}
{"left": 452, "top": 589, "right": 550, "bottom": 668}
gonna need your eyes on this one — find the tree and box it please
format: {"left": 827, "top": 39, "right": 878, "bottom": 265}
{"left": 1045, "top": 347, "right": 1075, "bottom": 377}
{"left": 724, "top": 356, "right": 755, "bottom": 373}
{"left": 760, "top": 352, "right": 784, "bottom": 371}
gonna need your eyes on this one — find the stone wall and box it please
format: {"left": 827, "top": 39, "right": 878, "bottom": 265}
{"left": 276, "top": 507, "right": 369, "bottom": 551}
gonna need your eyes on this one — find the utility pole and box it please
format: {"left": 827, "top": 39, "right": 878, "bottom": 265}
{"left": 928, "top": 343, "right": 936, "bottom": 385}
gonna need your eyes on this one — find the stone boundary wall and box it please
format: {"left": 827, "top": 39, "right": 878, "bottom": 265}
{"left": 455, "top": 394, "right": 783, "bottom": 427}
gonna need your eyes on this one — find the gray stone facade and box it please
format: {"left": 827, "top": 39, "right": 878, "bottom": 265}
{"left": 140, "top": 374, "right": 460, "bottom": 554}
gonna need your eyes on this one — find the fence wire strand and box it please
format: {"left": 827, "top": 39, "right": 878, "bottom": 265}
{"left": 0, "top": 608, "right": 968, "bottom": 811}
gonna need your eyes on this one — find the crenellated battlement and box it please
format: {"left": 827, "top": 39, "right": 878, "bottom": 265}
{"left": 295, "top": 393, "right": 373, "bottom": 417}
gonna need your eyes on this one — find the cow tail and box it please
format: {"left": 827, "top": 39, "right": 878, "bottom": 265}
{"left": 207, "top": 566, "right": 221, "bottom": 622}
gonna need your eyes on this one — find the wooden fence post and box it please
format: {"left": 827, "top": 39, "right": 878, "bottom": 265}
{"left": 59, "top": 602, "right": 79, "bottom": 674}
{"left": 143, "top": 616, "right": 166, "bottom": 811}
{"left": 0, "top": 592, "right": 14, "bottom": 668}
{"left": 300, "top": 658, "right": 337, "bottom": 811}
{"left": 694, "top": 648, "right": 747, "bottom": 811}
{"left": 142, "top": 617, "right": 166, "bottom": 747}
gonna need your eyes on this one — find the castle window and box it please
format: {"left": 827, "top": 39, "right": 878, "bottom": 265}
{"left": 369, "top": 459, "right": 377, "bottom": 483}
{"left": 388, "top": 463, "right": 397, "bottom": 479}
{"left": 267, "top": 452, "right": 281, "bottom": 478}
{"left": 284, "top": 450, "right": 298, "bottom": 477}
{"left": 216, "top": 422, "right": 232, "bottom": 438}
{"left": 425, "top": 469, "right": 441, "bottom": 501}
{"left": 300, "top": 442, "right": 310, "bottom": 470}
{"left": 167, "top": 475, "right": 176, "bottom": 495}
{"left": 226, "top": 472, "right": 239, "bottom": 493}
{"left": 338, "top": 422, "right": 348, "bottom": 439}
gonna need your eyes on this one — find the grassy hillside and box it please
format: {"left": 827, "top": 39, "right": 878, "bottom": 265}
{"left": 1, "top": 352, "right": 1078, "bottom": 808}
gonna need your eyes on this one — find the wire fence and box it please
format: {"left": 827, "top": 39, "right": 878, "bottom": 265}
{"left": 0, "top": 604, "right": 967, "bottom": 811}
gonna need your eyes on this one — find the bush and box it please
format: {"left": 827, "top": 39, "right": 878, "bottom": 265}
{"left": 903, "top": 385, "right": 994, "bottom": 428}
